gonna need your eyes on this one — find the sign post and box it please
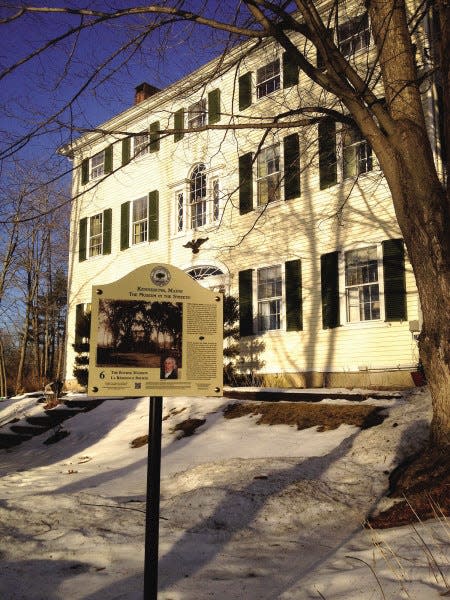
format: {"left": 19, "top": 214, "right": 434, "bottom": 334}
{"left": 87, "top": 264, "right": 223, "bottom": 599}
{"left": 144, "top": 396, "right": 163, "bottom": 599}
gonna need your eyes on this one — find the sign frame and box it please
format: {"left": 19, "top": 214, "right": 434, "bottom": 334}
{"left": 87, "top": 264, "right": 223, "bottom": 397}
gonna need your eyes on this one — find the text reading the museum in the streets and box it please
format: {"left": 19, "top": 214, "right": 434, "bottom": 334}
{"left": 129, "top": 287, "right": 191, "bottom": 301}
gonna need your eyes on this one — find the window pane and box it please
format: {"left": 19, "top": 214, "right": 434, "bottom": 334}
{"left": 132, "top": 197, "right": 148, "bottom": 244}
{"left": 257, "top": 265, "right": 282, "bottom": 331}
{"left": 190, "top": 164, "right": 207, "bottom": 228}
{"left": 191, "top": 200, "right": 206, "bottom": 228}
{"left": 258, "top": 299, "right": 281, "bottom": 331}
{"left": 256, "top": 59, "right": 280, "bottom": 98}
{"left": 212, "top": 179, "right": 220, "bottom": 221}
{"left": 345, "top": 247, "right": 380, "bottom": 322}
{"left": 134, "top": 132, "right": 149, "bottom": 156}
{"left": 188, "top": 98, "right": 207, "bottom": 128}
{"left": 338, "top": 13, "right": 370, "bottom": 58}
{"left": 257, "top": 145, "right": 280, "bottom": 204}
{"left": 177, "top": 192, "right": 184, "bottom": 232}
{"left": 89, "top": 213, "right": 103, "bottom": 257}
{"left": 342, "top": 124, "right": 372, "bottom": 178}
{"left": 91, "top": 151, "right": 105, "bottom": 179}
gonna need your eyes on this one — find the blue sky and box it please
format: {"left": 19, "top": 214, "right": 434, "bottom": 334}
{"left": 0, "top": 1, "right": 249, "bottom": 176}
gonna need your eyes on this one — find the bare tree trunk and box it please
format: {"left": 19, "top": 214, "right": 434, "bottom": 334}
{"left": 0, "top": 338, "right": 7, "bottom": 398}
{"left": 15, "top": 310, "right": 30, "bottom": 394}
{"left": 367, "top": 1, "right": 450, "bottom": 448}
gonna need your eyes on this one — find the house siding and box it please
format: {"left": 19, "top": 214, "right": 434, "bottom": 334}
{"left": 63, "top": 24, "right": 426, "bottom": 389}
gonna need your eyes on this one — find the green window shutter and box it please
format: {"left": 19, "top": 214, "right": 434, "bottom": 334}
{"left": 239, "top": 153, "right": 253, "bottom": 215}
{"left": 120, "top": 201, "right": 130, "bottom": 250}
{"left": 321, "top": 251, "right": 340, "bottom": 329}
{"left": 208, "top": 88, "right": 221, "bottom": 124}
{"left": 317, "top": 29, "right": 333, "bottom": 71}
{"left": 383, "top": 239, "right": 407, "bottom": 321}
{"left": 122, "top": 137, "right": 131, "bottom": 166}
{"left": 102, "top": 208, "right": 112, "bottom": 255}
{"left": 104, "top": 145, "right": 113, "bottom": 174}
{"left": 239, "top": 72, "right": 252, "bottom": 110}
{"left": 284, "top": 133, "right": 300, "bottom": 200}
{"left": 79, "top": 217, "right": 87, "bottom": 262}
{"left": 239, "top": 269, "right": 254, "bottom": 336}
{"left": 319, "top": 118, "right": 337, "bottom": 189}
{"left": 285, "top": 259, "right": 303, "bottom": 331}
{"left": 81, "top": 159, "right": 89, "bottom": 185}
{"left": 174, "top": 108, "right": 184, "bottom": 142}
{"left": 150, "top": 121, "right": 160, "bottom": 153}
{"left": 75, "top": 304, "right": 84, "bottom": 346}
{"left": 283, "top": 52, "right": 299, "bottom": 88}
{"left": 148, "top": 190, "right": 159, "bottom": 242}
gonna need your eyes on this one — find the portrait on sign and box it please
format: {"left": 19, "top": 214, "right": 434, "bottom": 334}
{"left": 96, "top": 299, "right": 182, "bottom": 369}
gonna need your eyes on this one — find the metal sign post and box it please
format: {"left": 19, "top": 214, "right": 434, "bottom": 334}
{"left": 144, "top": 396, "right": 163, "bottom": 599}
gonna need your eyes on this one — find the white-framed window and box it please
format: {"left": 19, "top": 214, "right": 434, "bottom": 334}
{"left": 344, "top": 246, "right": 381, "bottom": 323}
{"left": 319, "top": 119, "right": 373, "bottom": 188}
{"left": 256, "top": 59, "right": 281, "bottom": 99}
{"left": 174, "top": 165, "right": 221, "bottom": 233}
{"left": 186, "top": 265, "right": 227, "bottom": 293}
{"left": 190, "top": 164, "right": 207, "bottom": 228}
{"left": 257, "top": 144, "right": 281, "bottom": 205}
{"left": 90, "top": 150, "right": 105, "bottom": 179}
{"left": 338, "top": 13, "right": 370, "bottom": 58}
{"left": 188, "top": 98, "right": 207, "bottom": 129}
{"left": 132, "top": 196, "right": 148, "bottom": 244}
{"left": 134, "top": 132, "right": 150, "bottom": 156}
{"left": 257, "top": 265, "right": 282, "bottom": 331}
{"left": 342, "top": 124, "right": 372, "bottom": 178}
{"left": 89, "top": 213, "right": 103, "bottom": 257}
{"left": 176, "top": 191, "right": 184, "bottom": 232}
{"left": 212, "top": 178, "right": 220, "bottom": 221}
{"left": 187, "top": 265, "right": 224, "bottom": 280}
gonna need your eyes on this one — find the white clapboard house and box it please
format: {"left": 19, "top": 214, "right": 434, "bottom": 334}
{"left": 60, "top": 6, "right": 441, "bottom": 389}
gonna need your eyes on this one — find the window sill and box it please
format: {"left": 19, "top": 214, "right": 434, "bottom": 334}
{"left": 256, "top": 328, "right": 285, "bottom": 337}
{"left": 133, "top": 151, "right": 150, "bottom": 162}
{"left": 84, "top": 253, "right": 105, "bottom": 262}
{"left": 342, "top": 170, "right": 373, "bottom": 182}
{"left": 340, "top": 319, "right": 400, "bottom": 330}
{"left": 255, "top": 199, "right": 283, "bottom": 211}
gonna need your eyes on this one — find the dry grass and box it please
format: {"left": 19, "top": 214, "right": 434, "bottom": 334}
{"left": 367, "top": 446, "right": 450, "bottom": 528}
{"left": 171, "top": 418, "right": 206, "bottom": 437}
{"left": 130, "top": 434, "right": 148, "bottom": 448}
{"left": 223, "top": 401, "right": 386, "bottom": 431}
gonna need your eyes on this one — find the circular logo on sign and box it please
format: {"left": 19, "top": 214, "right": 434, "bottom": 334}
{"left": 151, "top": 266, "right": 171, "bottom": 287}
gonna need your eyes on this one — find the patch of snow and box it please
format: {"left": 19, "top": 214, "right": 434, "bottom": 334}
{"left": 0, "top": 387, "right": 447, "bottom": 599}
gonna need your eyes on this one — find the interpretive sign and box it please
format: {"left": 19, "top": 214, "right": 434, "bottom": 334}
{"left": 88, "top": 264, "right": 223, "bottom": 397}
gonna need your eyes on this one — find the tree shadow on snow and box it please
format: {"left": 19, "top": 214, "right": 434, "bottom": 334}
{"left": 158, "top": 417, "right": 429, "bottom": 596}
{"left": 0, "top": 558, "right": 92, "bottom": 600}
{"left": 158, "top": 429, "right": 362, "bottom": 592}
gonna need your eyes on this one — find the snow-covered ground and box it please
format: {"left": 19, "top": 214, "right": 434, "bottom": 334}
{"left": 0, "top": 387, "right": 448, "bottom": 599}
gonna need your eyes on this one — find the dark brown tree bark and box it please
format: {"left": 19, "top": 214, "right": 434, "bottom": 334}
{"left": 366, "top": 1, "right": 450, "bottom": 447}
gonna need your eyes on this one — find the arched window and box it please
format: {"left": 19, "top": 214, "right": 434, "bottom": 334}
{"left": 185, "top": 265, "right": 227, "bottom": 293}
{"left": 190, "top": 164, "right": 207, "bottom": 228}
{"left": 186, "top": 265, "right": 224, "bottom": 280}
{"left": 175, "top": 164, "right": 220, "bottom": 233}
